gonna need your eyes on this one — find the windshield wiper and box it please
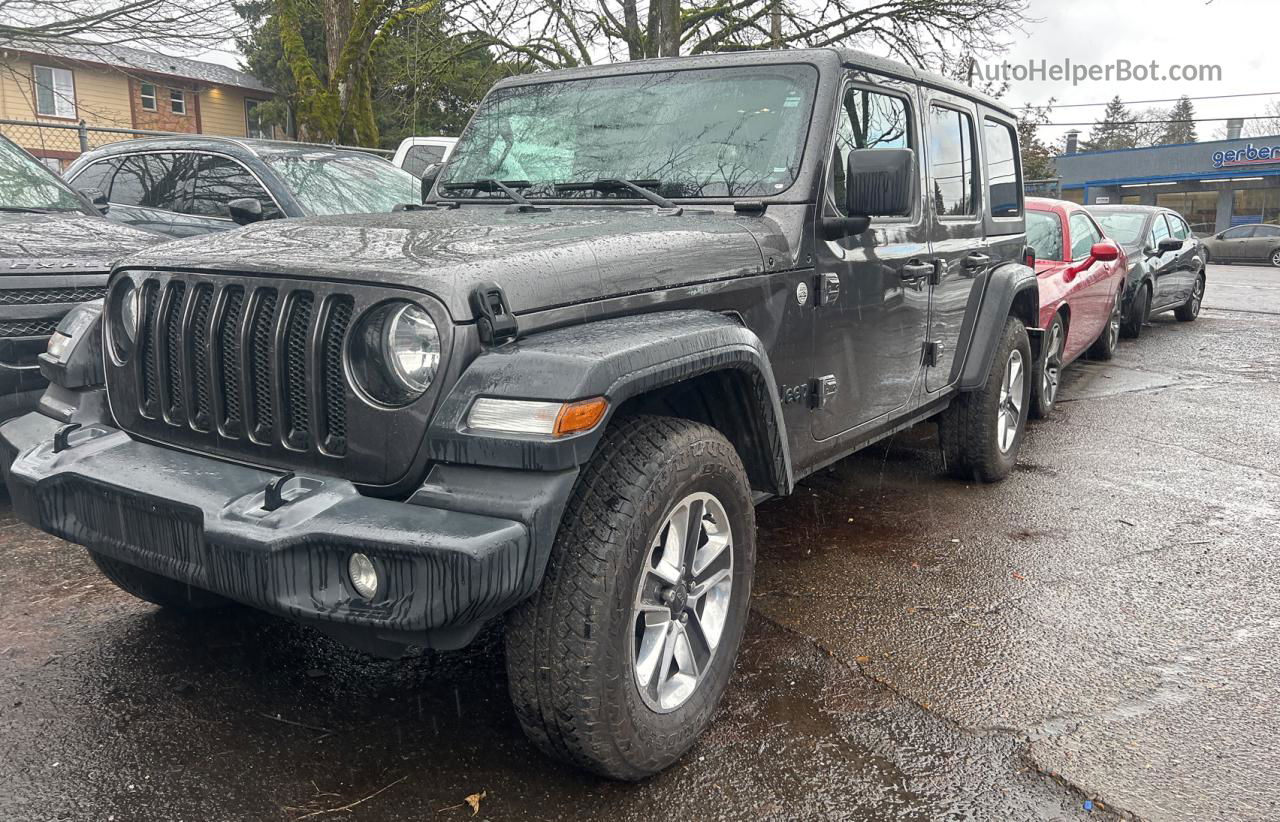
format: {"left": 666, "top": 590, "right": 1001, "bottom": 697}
{"left": 440, "top": 178, "right": 534, "bottom": 206}
{"left": 0, "top": 206, "right": 57, "bottom": 214}
{"left": 553, "top": 179, "right": 681, "bottom": 213}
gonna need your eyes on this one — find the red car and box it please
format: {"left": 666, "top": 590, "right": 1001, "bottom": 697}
{"left": 1024, "top": 197, "right": 1128, "bottom": 418}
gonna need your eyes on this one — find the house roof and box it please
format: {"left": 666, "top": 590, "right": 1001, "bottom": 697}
{"left": 0, "top": 37, "right": 272, "bottom": 93}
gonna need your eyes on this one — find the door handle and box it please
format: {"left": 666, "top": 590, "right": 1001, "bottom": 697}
{"left": 900, "top": 261, "right": 932, "bottom": 290}
{"left": 962, "top": 252, "right": 992, "bottom": 272}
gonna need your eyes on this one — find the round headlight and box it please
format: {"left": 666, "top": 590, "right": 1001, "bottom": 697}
{"left": 349, "top": 301, "right": 440, "bottom": 406}
{"left": 109, "top": 280, "right": 141, "bottom": 361}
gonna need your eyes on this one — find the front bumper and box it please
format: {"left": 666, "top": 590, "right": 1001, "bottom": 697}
{"left": 2, "top": 413, "right": 547, "bottom": 654}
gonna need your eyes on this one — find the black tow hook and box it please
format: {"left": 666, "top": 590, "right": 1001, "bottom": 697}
{"left": 262, "top": 471, "right": 296, "bottom": 512}
{"left": 52, "top": 423, "right": 81, "bottom": 454}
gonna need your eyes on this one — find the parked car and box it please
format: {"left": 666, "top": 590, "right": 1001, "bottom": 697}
{"left": 1025, "top": 198, "right": 1127, "bottom": 417}
{"left": 392, "top": 136, "right": 457, "bottom": 177}
{"left": 0, "top": 135, "right": 164, "bottom": 423}
{"left": 3, "top": 48, "right": 1043, "bottom": 780}
{"left": 1087, "top": 205, "right": 1207, "bottom": 338}
{"left": 64, "top": 137, "right": 422, "bottom": 238}
{"left": 1202, "top": 223, "right": 1280, "bottom": 267}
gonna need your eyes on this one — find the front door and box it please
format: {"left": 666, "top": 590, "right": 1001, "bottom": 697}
{"left": 810, "top": 75, "right": 931, "bottom": 441}
{"left": 1147, "top": 213, "right": 1183, "bottom": 308}
{"left": 922, "top": 93, "right": 989, "bottom": 392}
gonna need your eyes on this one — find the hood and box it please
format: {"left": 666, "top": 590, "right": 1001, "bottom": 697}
{"left": 0, "top": 211, "right": 166, "bottom": 273}
{"left": 120, "top": 206, "right": 770, "bottom": 320}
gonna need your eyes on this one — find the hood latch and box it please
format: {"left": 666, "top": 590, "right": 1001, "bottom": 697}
{"left": 470, "top": 282, "right": 519, "bottom": 346}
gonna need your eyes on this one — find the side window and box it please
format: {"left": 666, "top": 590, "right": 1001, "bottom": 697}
{"left": 189, "top": 155, "right": 281, "bottom": 219}
{"left": 1221, "top": 226, "right": 1253, "bottom": 239}
{"left": 108, "top": 153, "right": 188, "bottom": 211}
{"left": 1150, "top": 214, "right": 1171, "bottom": 246}
{"left": 70, "top": 159, "right": 115, "bottom": 194}
{"left": 403, "top": 144, "right": 447, "bottom": 177}
{"left": 1256, "top": 225, "right": 1280, "bottom": 238}
{"left": 1068, "top": 212, "right": 1102, "bottom": 261}
{"left": 927, "top": 105, "right": 977, "bottom": 217}
{"left": 829, "top": 85, "right": 911, "bottom": 216}
{"left": 983, "top": 118, "right": 1020, "bottom": 217}
{"left": 1168, "top": 215, "right": 1190, "bottom": 239}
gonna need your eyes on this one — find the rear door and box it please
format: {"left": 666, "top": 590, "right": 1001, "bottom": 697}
{"left": 810, "top": 75, "right": 931, "bottom": 441}
{"left": 922, "top": 92, "right": 988, "bottom": 392}
{"left": 1245, "top": 224, "right": 1280, "bottom": 261}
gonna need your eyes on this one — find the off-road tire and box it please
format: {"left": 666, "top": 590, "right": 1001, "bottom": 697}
{"left": 939, "top": 316, "right": 1032, "bottom": 483}
{"left": 505, "top": 415, "right": 755, "bottom": 780}
{"left": 1087, "top": 290, "right": 1123, "bottom": 361}
{"left": 1030, "top": 312, "right": 1064, "bottom": 420}
{"left": 88, "top": 550, "right": 227, "bottom": 611}
{"left": 1175, "top": 274, "right": 1205, "bottom": 322}
{"left": 1121, "top": 282, "right": 1150, "bottom": 339}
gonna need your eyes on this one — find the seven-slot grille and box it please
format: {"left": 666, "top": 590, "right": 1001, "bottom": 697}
{"left": 126, "top": 273, "right": 353, "bottom": 457}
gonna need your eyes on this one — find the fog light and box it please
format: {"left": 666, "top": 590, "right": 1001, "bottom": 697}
{"left": 348, "top": 552, "right": 378, "bottom": 599}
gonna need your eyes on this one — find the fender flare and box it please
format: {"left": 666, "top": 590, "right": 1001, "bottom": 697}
{"left": 426, "top": 310, "right": 793, "bottom": 494}
{"left": 959, "top": 261, "right": 1040, "bottom": 392}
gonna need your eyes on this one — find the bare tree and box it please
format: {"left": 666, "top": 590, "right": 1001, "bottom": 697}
{"left": 0, "top": 0, "right": 242, "bottom": 49}
{"left": 1239, "top": 99, "right": 1280, "bottom": 138}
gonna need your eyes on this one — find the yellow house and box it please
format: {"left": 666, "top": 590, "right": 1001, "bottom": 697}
{"left": 0, "top": 38, "right": 279, "bottom": 170}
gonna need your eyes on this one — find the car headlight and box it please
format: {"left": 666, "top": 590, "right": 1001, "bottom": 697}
{"left": 349, "top": 301, "right": 440, "bottom": 405}
{"left": 108, "top": 279, "right": 141, "bottom": 361}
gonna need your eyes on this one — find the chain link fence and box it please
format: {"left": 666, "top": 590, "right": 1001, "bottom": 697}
{"left": 0, "top": 119, "right": 393, "bottom": 173}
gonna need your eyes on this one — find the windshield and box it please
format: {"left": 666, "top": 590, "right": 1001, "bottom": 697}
{"left": 440, "top": 65, "right": 818, "bottom": 200}
{"left": 0, "top": 137, "right": 87, "bottom": 212}
{"left": 1026, "top": 210, "right": 1064, "bottom": 262}
{"left": 1093, "top": 212, "right": 1149, "bottom": 245}
{"left": 265, "top": 152, "right": 421, "bottom": 216}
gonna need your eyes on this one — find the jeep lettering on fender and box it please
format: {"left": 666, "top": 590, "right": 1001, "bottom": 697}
{"left": 1, "top": 48, "right": 1039, "bottom": 781}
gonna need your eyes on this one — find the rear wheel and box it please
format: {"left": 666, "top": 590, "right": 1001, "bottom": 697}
{"left": 505, "top": 415, "right": 755, "bottom": 780}
{"left": 1121, "top": 282, "right": 1150, "bottom": 339}
{"left": 88, "top": 550, "right": 227, "bottom": 611}
{"left": 1030, "top": 313, "right": 1064, "bottom": 420}
{"left": 1175, "top": 274, "right": 1205, "bottom": 322}
{"left": 939, "top": 316, "right": 1032, "bottom": 482}
{"left": 1088, "top": 290, "right": 1122, "bottom": 360}
{"left": 1270, "top": 248, "right": 1280, "bottom": 268}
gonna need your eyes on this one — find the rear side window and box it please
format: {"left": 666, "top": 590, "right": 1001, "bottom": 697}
{"left": 108, "top": 153, "right": 190, "bottom": 210}
{"left": 70, "top": 159, "right": 115, "bottom": 194}
{"left": 402, "top": 144, "right": 447, "bottom": 177}
{"left": 1256, "top": 225, "right": 1280, "bottom": 237}
{"left": 1068, "top": 212, "right": 1102, "bottom": 261}
{"left": 1026, "top": 210, "right": 1063, "bottom": 261}
{"left": 188, "top": 155, "right": 281, "bottom": 219}
{"left": 983, "top": 119, "right": 1020, "bottom": 217}
{"left": 830, "top": 86, "right": 912, "bottom": 216}
{"left": 927, "top": 105, "right": 977, "bottom": 217}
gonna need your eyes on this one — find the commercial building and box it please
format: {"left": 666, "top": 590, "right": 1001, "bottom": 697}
{"left": 1054, "top": 125, "right": 1280, "bottom": 235}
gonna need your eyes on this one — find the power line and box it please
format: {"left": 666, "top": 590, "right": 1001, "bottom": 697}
{"left": 1037, "top": 91, "right": 1280, "bottom": 110}
{"left": 1045, "top": 116, "right": 1280, "bottom": 127}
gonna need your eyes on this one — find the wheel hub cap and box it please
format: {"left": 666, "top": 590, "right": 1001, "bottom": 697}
{"left": 632, "top": 491, "right": 733, "bottom": 713}
{"left": 1042, "top": 324, "right": 1062, "bottom": 404}
{"left": 997, "top": 349, "right": 1024, "bottom": 454}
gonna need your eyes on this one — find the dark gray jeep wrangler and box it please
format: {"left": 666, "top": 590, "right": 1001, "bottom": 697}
{"left": 2, "top": 49, "right": 1039, "bottom": 779}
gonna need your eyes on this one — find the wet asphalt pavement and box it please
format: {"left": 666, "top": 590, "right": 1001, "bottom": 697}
{"left": 1, "top": 263, "right": 1277, "bottom": 821}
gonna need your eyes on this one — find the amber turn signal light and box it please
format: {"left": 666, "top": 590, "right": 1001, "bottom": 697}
{"left": 553, "top": 397, "right": 609, "bottom": 437}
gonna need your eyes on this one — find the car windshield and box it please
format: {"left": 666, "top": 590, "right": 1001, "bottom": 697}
{"left": 1026, "top": 210, "right": 1063, "bottom": 262}
{"left": 439, "top": 65, "right": 819, "bottom": 200}
{"left": 265, "top": 152, "right": 421, "bottom": 216}
{"left": 1093, "top": 212, "right": 1149, "bottom": 245}
{"left": 0, "top": 137, "right": 87, "bottom": 213}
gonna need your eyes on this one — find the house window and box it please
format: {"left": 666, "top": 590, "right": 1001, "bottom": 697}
{"left": 245, "top": 99, "right": 272, "bottom": 139}
{"left": 170, "top": 89, "right": 187, "bottom": 115}
{"left": 34, "top": 65, "right": 76, "bottom": 119}
{"left": 140, "top": 83, "right": 157, "bottom": 111}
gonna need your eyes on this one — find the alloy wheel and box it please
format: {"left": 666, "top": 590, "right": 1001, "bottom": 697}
{"left": 1271, "top": 249, "right": 1280, "bottom": 268}
{"left": 1041, "top": 322, "right": 1063, "bottom": 407}
{"left": 632, "top": 491, "right": 734, "bottom": 713}
{"left": 997, "top": 348, "right": 1024, "bottom": 454}
{"left": 1108, "top": 294, "right": 1122, "bottom": 348}
{"left": 1190, "top": 277, "right": 1204, "bottom": 316}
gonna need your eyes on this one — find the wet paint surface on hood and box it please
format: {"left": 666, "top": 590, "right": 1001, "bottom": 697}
{"left": 0, "top": 211, "right": 165, "bottom": 271}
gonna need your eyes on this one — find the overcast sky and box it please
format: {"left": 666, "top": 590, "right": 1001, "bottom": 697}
{"left": 994, "top": 0, "right": 1280, "bottom": 143}
{"left": 190, "top": 0, "right": 1280, "bottom": 144}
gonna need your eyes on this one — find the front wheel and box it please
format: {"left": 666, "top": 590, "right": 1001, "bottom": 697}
{"left": 1121, "top": 282, "right": 1150, "bottom": 339}
{"left": 1030, "top": 313, "right": 1064, "bottom": 420}
{"left": 939, "top": 316, "right": 1032, "bottom": 482}
{"left": 505, "top": 415, "right": 755, "bottom": 780}
{"left": 1088, "top": 290, "right": 1123, "bottom": 360}
{"left": 1175, "top": 274, "right": 1205, "bottom": 322}
{"left": 1270, "top": 248, "right": 1280, "bottom": 268}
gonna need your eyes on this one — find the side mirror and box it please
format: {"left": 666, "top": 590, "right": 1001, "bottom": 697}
{"left": 79, "top": 187, "right": 109, "bottom": 215}
{"left": 228, "top": 197, "right": 264, "bottom": 226}
{"left": 1215, "top": 231, "right": 1225, "bottom": 239}
{"left": 1090, "top": 240, "right": 1120, "bottom": 262}
{"left": 420, "top": 163, "right": 442, "bottom": 202}
{"left": 846, "top": 148, "right": 914, "bottom": 218}
{"left": 1157, "top": 237, "right": 1184, "bottom": 253}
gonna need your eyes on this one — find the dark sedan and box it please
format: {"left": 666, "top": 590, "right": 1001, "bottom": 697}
{"left": 1087, "top": 205, "right": 1207, "bottom": 338}
{"left": 64, "top": 137, "right": 422, "bottom": 239}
